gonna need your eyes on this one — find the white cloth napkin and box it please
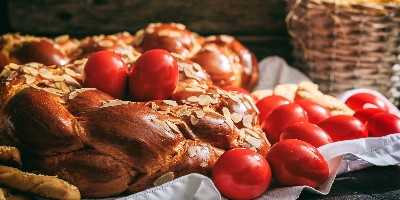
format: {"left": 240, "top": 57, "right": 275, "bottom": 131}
{"left": 99, "top": 57, "right": 400, "bottom": 200}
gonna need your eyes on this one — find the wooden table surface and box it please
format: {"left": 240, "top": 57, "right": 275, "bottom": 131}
{"left": 300, "top": 166, "right": 400, "bottom": 200}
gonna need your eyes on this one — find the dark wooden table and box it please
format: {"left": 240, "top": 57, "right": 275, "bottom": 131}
{"left": 300, "top": 166, "right": 400, "bottom": 200}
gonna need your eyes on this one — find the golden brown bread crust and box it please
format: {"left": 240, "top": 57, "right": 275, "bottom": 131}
{"left": 0, "top": 24, "right": 264, "bottom": 198}
{"left": 6, "top": 88, "right": 84, "bottom": 156}
{"left": 1, "top": 23, "right": 259, "bottom": 92}
{"left": 0, "top": 55, "right": 268, "bottom": 196}
{"left": 192, "top": 35, "right": 259, "bottom": 90}
{"left": 0, "top": 166, "right": 80, "bottom": 200}
{"left": 0, "top": 60, "right": 267, "bottom": 198}
{"left": 30, "top": 149, "right": 133, "bottom": 198}
{"left": 134, "top": 23, "right": 202, "bottom": 59}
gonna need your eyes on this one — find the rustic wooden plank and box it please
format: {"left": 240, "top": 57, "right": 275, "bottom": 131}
{"left": 7, "top": 0, "right": 288, "bottom": 36}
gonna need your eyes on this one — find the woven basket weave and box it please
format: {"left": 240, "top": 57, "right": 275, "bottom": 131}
{"left": 286, "top": 0, "right": 400, "bottom": 104}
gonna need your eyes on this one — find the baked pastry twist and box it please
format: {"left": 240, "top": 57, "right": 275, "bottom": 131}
{"left": 1, "top": 23, "right": 259, "bottom": 91}
{"left": 0, "top": 51, "right": 269, "bottom": 198}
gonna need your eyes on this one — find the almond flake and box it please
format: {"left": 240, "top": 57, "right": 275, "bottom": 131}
{"left": 243, "top": 94, "right": 259, "bottom": 114}
{"left": 244, "top": 135, "right": 261, "bottom": 148}
{"left": 190, "top": 115, "right": 199, "bottom": 125}
{"left": 101, "top": 99, "right": 130, "bottom": 108}
{"left": 227, "top": 92, "right": 241, "bottom": 103}
{"left": 153, "top": 172, "right": 175, "bottom": 186}
{"left": 175, "top": 23, "right": 186, "bottom": 30}
{"left": 183, "top": 64, "right": 200, "bottom": 80}
{"left": 222, "top": 107, "right": 234, "bottom": 128}
{"left": 64, "top": 68, "right": 79, "bottom": 77}
{"left": 68, "top": 88, "right": 97, "bottom": 99}
{"left": 242, "top": 114, "right": 253, "bottom": 128}
{"left": 220, "top": 35, "right": 234, "bottom": 43}
{"left": 0, "top": 69, "right": 11, "bottom": 77}
{"left": 166, "top": 121, "right": 181, "bottom": 134}
{"left": 42, "top": 87, "right": 64, "bottom": 96}
{"left": 243, "top": 128, "right": 261, "bottom": 139}
{"left": 177, "top": 108, "right": 191, "bottom": 117}
{"left": 55, "top": 35, "right": 69, "bottom": 43}
{"left": 188, "top": 145, "right": 210, "bottom": 163}
{"left": 198, "top": 95, "right": 212, "bottom": 106}
{"left": 22, "top": 67, "right": 38, "bottom": 76}
{"left": 187, "top": 96, "right": 199, "bottom": 102}
{"left": 63, "top": 74, "right": 81, "bottom": 87}
{"left": 8, "top": 63, "right": 20, "bottom": 70}
{"left": 52, "top": 75, "right": 65, "bottom": 82}
{"left": 195, "top": 110, "right": 205, "bottom": 119}
{"left": 185, "top": 87, "right": 204, "bottom": 92}
{"left": 163, "top": 100, "right": 178, "bottom": 106}
{"left": 230, "top": 113, "right": 243, "bottom": 123}
{"left": 99, "top": 40, "right": 114, "bottom": 48}
{"left": 158, "top": 30, "right": 181, "bottom": 37}
{"left": 150, "top": 102, "right": 159, "bottom": 111}
{"left": 24, "top": 75, "right": 36, "bottom": 85}
{"left": 38, "top": 68, "right": 53, "bottom": 80}
{"left": 202, "top": 106, "right": 214, "bottom": 113}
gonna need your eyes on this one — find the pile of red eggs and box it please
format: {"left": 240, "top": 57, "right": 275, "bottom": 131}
{"left": 212, "top": 91, "right": 400, "bottom": 200}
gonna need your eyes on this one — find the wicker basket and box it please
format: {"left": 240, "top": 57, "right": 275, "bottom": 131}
{"left": 286, "top": 0, "right": 400, "bottom": 104}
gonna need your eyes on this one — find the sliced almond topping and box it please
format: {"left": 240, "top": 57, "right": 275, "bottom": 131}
{"left": 23, "top": 74, "right": 36, "bottom": 85}
{"left": 54, "top": 35, "right": 69, "bottom": 43}
{"left": 230, "top": 113, "right": 243, "bottom": 124}
{"left": 64, "top": 68, "right": 79, "bottom": 77}
{"left": 38, "top": 68, "right": 53, "bottom": 80}
{"left": 243, "top": 95, "right": 259, "bottom": 114}
{"left": 222, "top": 107, "right": 234, "bottom": 128}
{"left": 163, "top": 100, "right": 178, "bottom": 106}
{"left": 177, "top": 108, "right": 191, "bottom": 117}
{"left": 150, "top": 102, "right": 159, "bottom": 111}
{"left": 220, "top": 35, "right": 234, "bottom": 43}
{"left": 59, "top": 81, "right": 71, "bottom": 93}
{"left": 52, "top": 75, "right": 64, "bottom": 82}
{"left": 101, "top": 99, "right": 130, "bottom": 108}
{"left": 187, "top": 96, "right": 199, "bottom": 103}
{"left": 158, "top": 30, "right": 181, "bottom": 38}
{"left": 0, "top": 69, "right": 11, "bottom": 77}
{"left": 63, "top": 74, "right": 81, "bottom": 87}
{"left": 153, "top": 172, "right": 175, "bottom": 186}
{"left": 98, "top": 40, "right": 114, "bottom": 48}
{"left": 175, "top": 23, "right": 186, "bottom": 30}
{"left": 185, "top": 87, "right": 205, "bottom": 92}
{"left": 202, "top": 106, "right": 214, "bottom": 113}
{"left": 188, "top": 145, "right": 210, "bottom": 166}
{"left": 166, "top": 121, "right": 182, "bottom": 134}
{"left": 22, "top": 67, "right": 39, "bottom": 76}
{"left": 244, "top": 135, "right": 262, "bottom": 148}
{"left": 68, "top": 88, "right": 97, "bottom": 99}
{"left": 190, "top": 115, "right": 199, "bottom": 125}
{"left": 195, "top": 110, "right": 205, "bottom": 119}
{"left": 183, "top": 64, "right": 200, "bottom": 81}
{"left": 243, "top": 128, "right": 261, "bottom": 139}
{"left": 198, "top": 95, "right": 212, "bottom": 106}
{"left": 227, "top": 92, "right": 241, "bottom": 103}
{"left": 8, "top": 63, "right": 20, "bottom": 70}
{"left": 42, "top": 87, "right": 64, "bottom": 96}
{"left": 242, "top": 114, "right": 253, "bottom": 128}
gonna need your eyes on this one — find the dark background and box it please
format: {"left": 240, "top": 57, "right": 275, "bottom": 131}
{"left": 0, "top": 0, "right": 293, "bottom": 62}
{"left": 1, "top": 1, "right": 400, "bottom": 199}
